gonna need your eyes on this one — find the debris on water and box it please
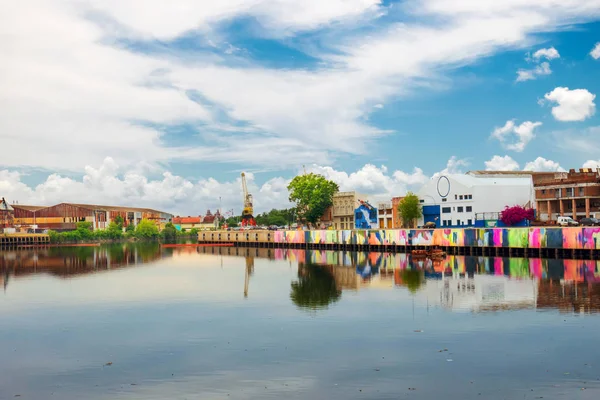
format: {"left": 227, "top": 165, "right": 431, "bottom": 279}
{"left": 447, "top": 359, "right": 453, "bottom": 362}
{"left": 105, "top": 362, "right": 113, "bottom": 366}
{"left": 408, "top": 388, "right": 416, "bottom": 391}
{"left": 414, "top": 330, "right": 423, "bottom": 333}
{"left": 375, "top": 368, "right": 380, "bottom": 372}
{"left": 130, "top": 383, "right": 137, "bottom": 386}
{"left": 14, "top": 395, "right": 21, "bottom": 398}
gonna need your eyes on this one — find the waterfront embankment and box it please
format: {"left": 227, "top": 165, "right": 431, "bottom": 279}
{"left": 198, "top": 227, "right": 600, "bottom": 259}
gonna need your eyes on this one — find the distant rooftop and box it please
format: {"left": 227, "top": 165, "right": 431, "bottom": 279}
{"left": 11, "top": 202, "right": 171, "bottom": 215}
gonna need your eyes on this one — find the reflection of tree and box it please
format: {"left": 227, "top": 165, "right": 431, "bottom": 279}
{"left": 400, "top": 268, "right": 425, "bottom": 294}
{"left": 290, "top": 263, "right": 341, "bottom": 310}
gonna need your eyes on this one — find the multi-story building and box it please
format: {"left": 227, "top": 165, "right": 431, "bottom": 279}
{"left": 391, "top": 196, "right": 405, "bottom": 228}
{"left": 377, "top": 202, "right": 393, "bottom": 229}
{"left": 534, "top": 168, "right": 600, "bottom": 221}
{"left": 417, "top": 173, "right": 535, "bottom": 228}
{"left": 332, "top": 191, "right": 366, "bottom": 230}
{"left": 10, "top": 203, "right": 172, "bottom": 232}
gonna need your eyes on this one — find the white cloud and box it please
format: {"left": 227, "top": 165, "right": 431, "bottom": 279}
{"left": 532, "top": 47, "right": 560, "bottom": 60}
{"left": 485, "top": 155, "right": 520, "bottom": 171}
{"left": 491, "top": 120, "right": 542, "bottom": 152}
{"left": 2, "top": 0, "right": 600, "bottom": 173}
{"left": 516, "top": 61, "right": 552, "bottom": 82}
{"left": 591, "top": 42, "right": 600, "bottom": 59}
{"left": 583, "top": 160, "right": 600, "bottom": 169}
{"left": 0, "top": 157, "right": 436, "bottom": 215}
{"left": 544, "top": 87, "right": 597, "bottom": 121}
{"left": 523, "top": 157, "right": 565, "bottom": 172}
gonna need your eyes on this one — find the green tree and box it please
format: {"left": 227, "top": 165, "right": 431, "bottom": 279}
{"left": 135, "top": 219, "right": 159, "bottom": 240}
{"left": 397, "top": 192, "right": 422, "bottom": 228}
{"left": 161, "top": 222, "right": 178, "bottom": 242}
{"left": 113, "top": 215, "right": 124, "bottom": 230}
{"left": 290, "top": 264, "right": 341, "bottom": 310}
{"left": 287, "top": 173, "right": 339, "bottom": 225}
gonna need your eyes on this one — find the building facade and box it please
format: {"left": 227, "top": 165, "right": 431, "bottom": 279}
{"left": 332, "top": 192, "right": 366, "bottom": 230}
{"left": 417, "top": 174, "right": 535, "bottom": 228}
{"left": 534, "top": 168, "right": 600, "bottom": 221}
{"left": 378, "top": 202, "right": 393, "bottom": 229}
{"left": 10, "top": 203, "right": 172, "bottom": 232}
{"left": 391, "top": 196, "right": 405, "bottom": 228}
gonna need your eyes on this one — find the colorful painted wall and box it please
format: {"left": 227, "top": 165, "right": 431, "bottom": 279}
{"left": 273, "top": 227, "right": 600, "bottom": 249}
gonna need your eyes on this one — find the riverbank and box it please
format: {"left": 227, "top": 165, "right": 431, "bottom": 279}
{"left": 197, "top": 227, "right": 600, "bottom": 259}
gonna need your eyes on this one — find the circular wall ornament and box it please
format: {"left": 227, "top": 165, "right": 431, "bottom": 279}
{"left": 437, "top": 176, "right": 450, "bottom": 198}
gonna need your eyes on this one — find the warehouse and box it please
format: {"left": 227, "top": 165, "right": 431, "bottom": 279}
{"left": 11, "top": 203, "right": 173, "bottom": 232}
{"left": 417, "top": 173, "right": 535, "bottom": 228}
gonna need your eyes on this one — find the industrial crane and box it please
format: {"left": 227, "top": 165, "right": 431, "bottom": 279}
{"left": 240, "top": 172, "right": 257, "bottom": 227}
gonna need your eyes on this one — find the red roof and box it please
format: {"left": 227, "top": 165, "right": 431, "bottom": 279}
{"left": 173, "top": 216, "right": 202, "bottom": 224}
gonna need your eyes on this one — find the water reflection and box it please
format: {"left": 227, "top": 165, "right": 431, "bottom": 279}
{"left": 290, "top": 263, "right": 342, "bottom": 310}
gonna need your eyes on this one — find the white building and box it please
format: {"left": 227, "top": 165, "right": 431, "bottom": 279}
{"left": 417, "top": 173, "right": 535, "bottom": 227}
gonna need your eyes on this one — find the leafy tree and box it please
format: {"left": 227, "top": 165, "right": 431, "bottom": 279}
{"left": 397, "top": 192, "right": 422, "bottom": 228}
{"left": 113, "top": 215, "right": 124, "bottom": 230}
{"left": 161, "top": 222, "right": 178, "bottom": 242}
{"left": 189, "top": 228, "right": 199, "bottom": 236}
{"left": 287, "top": 173, "right": 339, "bottom": 225}
{"left": 290, "top": 264, "right": 341, "bottom": 310}
{"left": 125, "top": 224, "right": 135, "bottom": 233}
{"left": 135, "top": 219, "right": 159, "bottom": 239}
{"left": 500, "top": 205, "right": 535, "bottom": 226}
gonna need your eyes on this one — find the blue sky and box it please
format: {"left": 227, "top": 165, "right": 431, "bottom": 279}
{"left": 1, "top": 0, "right": 600, "bottom": 215}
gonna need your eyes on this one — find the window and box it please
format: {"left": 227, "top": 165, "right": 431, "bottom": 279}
{"left": 541, "top": 190, "right": 546, "bottom": 195}
{"left": 419, "top": 199, "right": 424, "bottom": 203}
{"left": 442, "top": 207, "right": 451, "bottom": 213}
{"left": 467, "top": 194, "right": 472, "bottom": 200}
{"left": 466, "top": 206, "right": 472, "bottom": 212}
{"left": 566, "top": 187, "right": 574, "bottom": 197}
{"left": 442, "top": 198, "right": 447, "bottom": 202}
{"left": 579, "top": 187, "right": 585, "bottom": 196}
{"left": 459, "top": 195, "right": 463, "bottom": 200}
{"left": 457, "top": 207, "right": 464, "bottom": 213}
{"left": 455, "top": 195, "right": 457, "bottom": 200}
{"left": 442, "top": 220, "right": 447, "bottom": 226}
{"left": 467, "top": 219, "right": 472, "bottom": 225}
{"left": 456, "top": 220, "right": 461, "bottom": 226}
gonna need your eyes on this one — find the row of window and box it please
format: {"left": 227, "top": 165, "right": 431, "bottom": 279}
{"left": 442, "top": 206, "right": 472, "bottom": 213}
{"left": 455, "top": 194, "right": 473, "bottom": 200}
{"left": 540, "top": 188, "right": 585, "bottom": 196}
{"left": 441, "top": 219, "right": 473, "bottom": 226}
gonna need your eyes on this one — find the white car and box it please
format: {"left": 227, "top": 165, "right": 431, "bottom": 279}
{"left": 557, "top": 216, "right": 579, "bottom": 226}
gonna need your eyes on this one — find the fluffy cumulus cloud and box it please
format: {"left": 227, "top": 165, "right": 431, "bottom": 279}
{"left": 491, "top": 120, "right": 542, "bottom": 152}
{"left": 484, "top": 155, "right": 520, "bottom": 171}
{"left": 532, "top": 47, "right": 560, "bottom": 60}
{"left": 583, "top": 160, "right": 600, "bottom": 169}
{"left": 543, "top": 87, "right": 597, "bottom": 121}
{"left": 591, "top": 43, "right": 600, "bottom": 59}
{"left": 2, "top": 0, "right": 600, "bottom": 173}
{"left": 523, "top": 157, "right": 565, "bottom": 172}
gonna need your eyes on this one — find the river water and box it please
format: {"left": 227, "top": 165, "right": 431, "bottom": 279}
{"left": 1, "top": 244, "right": 600, "bottom": 400}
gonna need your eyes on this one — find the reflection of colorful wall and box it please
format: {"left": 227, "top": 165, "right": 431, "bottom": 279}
{"left": 272, "top": 227, "right": 600, "bottom": 250}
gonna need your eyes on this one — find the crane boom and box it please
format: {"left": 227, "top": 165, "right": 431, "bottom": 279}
{"left": 240, "top": 172, "right": 256, "bottom": 227}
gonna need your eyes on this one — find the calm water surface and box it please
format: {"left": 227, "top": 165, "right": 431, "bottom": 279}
{"left": 1, "top": 244, "right": 600, "bottom": 400}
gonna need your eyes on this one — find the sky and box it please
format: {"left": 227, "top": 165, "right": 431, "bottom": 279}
{"left": 1, "top": 0, "right": 600, "bottom": 216}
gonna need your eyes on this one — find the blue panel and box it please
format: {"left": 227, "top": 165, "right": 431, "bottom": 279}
{"left": 422, "top": 205, "right": 440, "bottom": 215}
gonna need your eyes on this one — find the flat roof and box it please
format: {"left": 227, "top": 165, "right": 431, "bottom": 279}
{"left": 12, "top": 203, "right": 171, "bottom": 215}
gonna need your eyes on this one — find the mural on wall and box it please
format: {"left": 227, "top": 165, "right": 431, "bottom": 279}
{"left": 354, "top": 200, "right": 378, "bottom": 229}
{"left": 272, "top": 227, "right": 600, "bottom": 250}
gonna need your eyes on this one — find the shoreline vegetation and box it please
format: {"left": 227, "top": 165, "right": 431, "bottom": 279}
{"left": 48, "top": 220, "right": 198, "bottom": 244}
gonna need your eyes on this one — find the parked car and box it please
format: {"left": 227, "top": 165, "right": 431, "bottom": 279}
{"left": 579, "top": 217, "right": 600, "bottom": 226}
{"left": 557, "top": 216, "right": 579, "bottom": 226}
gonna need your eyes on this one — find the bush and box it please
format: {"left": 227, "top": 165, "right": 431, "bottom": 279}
{"left": 500, "top": 205, "right": 535, "bottom": 226}
{"left": 135, "top": 219, "right": 159, "bottom": 240}
{"left": 189, "top": 228, "right": 199, "bottom": 236}
{"left": 161, "top": 222, "right": 178, "bottom": 242}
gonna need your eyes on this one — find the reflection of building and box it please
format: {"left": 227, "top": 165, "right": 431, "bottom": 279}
{"left": 11, "top": 203, "right": 172, "bottom": 232}
{"left": 417, "top": 173, "right": 535, "bottom": 228}
{"left": 421, "top": 275, "right": 537, "bottom": 312}
{"left": 378, "top": 202, "right": 393, "bottom": 229}
{"left": 0, "top": 245, "right": 164, "bottom": 289}
{"left": 537, "top": 280, "right": 600, "bottom": 314}
{"left": 332, "top": 192, "right": 366, "bottom": 230}
{"left": 533, "top": 168, "right": 600, "bottom": 221}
